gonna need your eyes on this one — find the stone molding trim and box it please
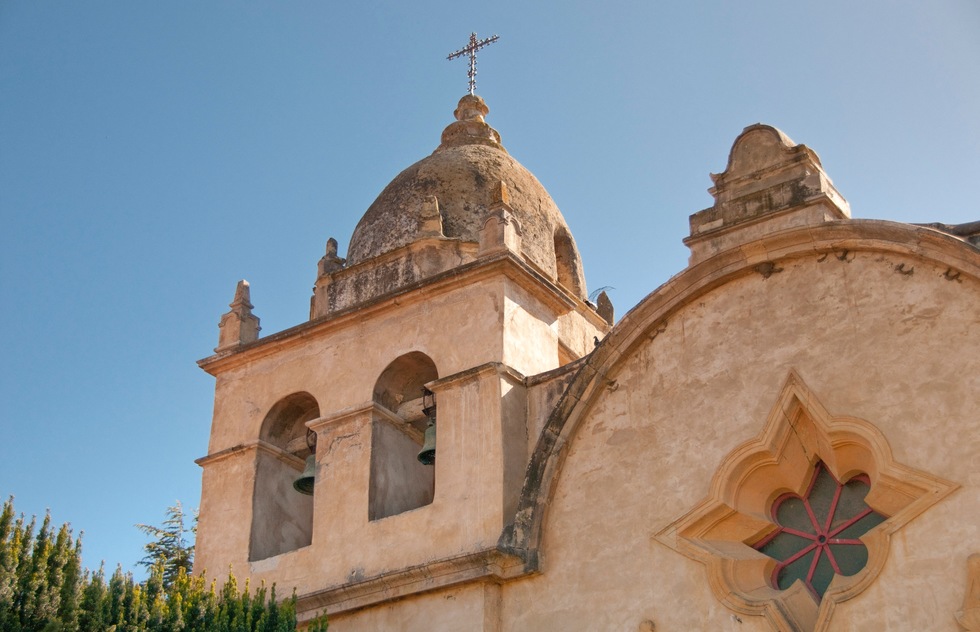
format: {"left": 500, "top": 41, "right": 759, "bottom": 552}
{"left": 653, "top": 371, "right": 959, "bottom": 632}
{"left": 294, "top": 548, "right": 526, "bottom": 623}
{"left": 199, "top": 249, "right": 608, "bottom": 376}
{"left": 306, "top": 402, "right": 375, "bottom": 434}
{"left": 499, "top": 219, "right": 979, "bottom": 575}
{"left": 195, "top": 439, "right": 305, "bottom": 469}
{"left": 958, "top": 554, "right": 980, "bottom": 631}
{"left": 427, "top": 361, "right": 527, "bottom": 392}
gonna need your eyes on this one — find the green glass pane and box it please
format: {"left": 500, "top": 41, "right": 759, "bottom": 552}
{"left": 777, "top": 549, "right": 815, "bottom": 590}
{"left": 759, "top": 531, "right": 811, "bottom": 562}
{"left": 775, "top": 496, "right": 815, "bottom": 533}
{"left": 829, "top": 543, "right": 869, "bottom": 577}
{"left": 810, "top": 548, "right": 835, "bottom": 598}
{"left": 836, "top": 511, "right": 887, "bottom": 540}
{"left": 831, "top": 478, "right": 872, "bottom": 530}
{"left": 807, "top": 467, "right": 839, "bottom": 526}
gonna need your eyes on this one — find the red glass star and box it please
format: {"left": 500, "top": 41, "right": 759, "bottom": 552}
{"left": 753, "top": 462, "right": 887, "bottom": 600}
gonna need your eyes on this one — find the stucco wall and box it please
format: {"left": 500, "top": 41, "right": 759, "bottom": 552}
{"left": 325, "top": 582, "right": 499, "bottom": 631}
{"left": 197, "top": 214, "right": 977, "bottom": 631}
{"left": 196, "top": 266, "right": 591, "bottom": 599}
{"left": 501, "top": 246, "right": 979, "bottom": 630}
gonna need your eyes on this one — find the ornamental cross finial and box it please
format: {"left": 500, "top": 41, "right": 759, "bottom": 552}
{"left": 447, "top": 32, "right": 500, "bottom": 95}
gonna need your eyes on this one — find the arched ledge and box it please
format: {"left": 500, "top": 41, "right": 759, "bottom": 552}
{"left": 499, "top": 219, "right": 979, "bottom": 571}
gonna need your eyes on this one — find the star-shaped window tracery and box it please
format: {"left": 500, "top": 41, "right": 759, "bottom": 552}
{"left": 752, "top": 462, "right": 887, "bottom": 600}
{"left": 655, "top": 372, "right": 958, "bottom": 631}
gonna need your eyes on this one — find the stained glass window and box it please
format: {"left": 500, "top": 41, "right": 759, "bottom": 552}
{"left": 753, "top": 462, "right": 887, "bottom": 600}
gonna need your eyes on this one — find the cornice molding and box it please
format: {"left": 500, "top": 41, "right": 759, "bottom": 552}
{"left": 294, "top": 547, "right": 528, "bottom": 622}
{"left": 198, "top": 251, "right": 603, "bottom": 376}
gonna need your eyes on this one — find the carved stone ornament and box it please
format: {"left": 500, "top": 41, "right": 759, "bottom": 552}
{"left": 654, "top": 371, "right": 958, "bottom": 632}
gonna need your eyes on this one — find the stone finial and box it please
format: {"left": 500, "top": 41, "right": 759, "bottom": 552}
{"left": 957, "top": 553, "right": 980, "bottom": 631}
{"left": 311, "top": 238, "right": 346, "bottom": 320}
{"left": 418, "top": 196, "right": 444, "bottom": 238}
{"left": 684, "top": 124, "right": 852, "bottom": 265}
{"left": 491, "top": 180, "right": 510, "bottom": 206}
{"left": 479, "top": 180, "right": 522, "bottom": 256}
{"left": 439, "top": 95, "right": 505, "bottom": 151}
{"left": 317, "top": 238, "right": 346, "bottom": 277}
{"left": 595, "top": 290, "right": 614, "bottom": 325}
{"left": 454, "top": 94, "right": 489, "bottom": 122}
{"left": 216, "top": 280, "right": 260, "bottom": 352}
{"left": 479, "top": 211, "right": 522, "bottom": 257}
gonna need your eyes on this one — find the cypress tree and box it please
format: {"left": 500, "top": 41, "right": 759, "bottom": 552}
{"left": 0, "top": 499, "right": 15, "bottom": 607}
{"left": 55, "top": 536, "right": 80, "bottom": 631}
{"left": 106, "top": 565, "right": 127, "bottom": 627}
{"left": 0, "top": 498, "right": 318, "bottom": 631}
{"left": 143, "top": 565, "right": 167, "bottom": 632}
{"left": 306, "top": 613, "right": 329, "bottom": 632}
{"left": 161, "top": 591, "right": 182, "bottom": 632}
{"left": 248, "top": 583, "right": 266, "bottom": 632}
{"left": 23, "top": 513, "right": 54, "bottom": 629}
{"left": 77, "top": 566, "right": 107, "bottom": 632}
{"left": 38, "top": 523, "right": 72, "bottom": 631}
{"left": 0, "top": 498, "right": 18, "bottom": 632}
{"left": 11, "top": 513, "right": 37, "bottom": 631}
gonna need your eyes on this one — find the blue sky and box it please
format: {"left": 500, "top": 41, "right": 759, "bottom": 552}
{"left": 1, "top": 1, "right": 978, "bottom": 577}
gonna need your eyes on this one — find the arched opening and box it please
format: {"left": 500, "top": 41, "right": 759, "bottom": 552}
{"left": 369, "top": 352, "right": 437, "bottom": 520}
{"left": 249, "top": 392, "right": 319, "bottom": 561}
{"left": 554, "top": 227, "right": 582, "bottom": 296}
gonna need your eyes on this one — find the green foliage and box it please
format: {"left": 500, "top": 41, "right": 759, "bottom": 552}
{"left": 305, "top": 613, "right": 329, "bottom": 632}
{"left": 135, "top": 503, "right": 195, "bottom": 590}
{"left": 0, "top": 497, "right": 326, "bottom": 632}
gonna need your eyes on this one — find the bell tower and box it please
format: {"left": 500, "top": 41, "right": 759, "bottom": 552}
{"left": 194, "top": 94, "right": 609, "bottom": 623}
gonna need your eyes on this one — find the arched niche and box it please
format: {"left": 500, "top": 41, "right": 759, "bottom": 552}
{"left": 370, "top": 352, "right": 437, "bottom": 521}
{"left": 249, "top": 392, "right": 319, "bottom": 561}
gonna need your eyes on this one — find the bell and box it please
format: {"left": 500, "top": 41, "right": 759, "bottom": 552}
{"left": 293, "top": 455, "right": 316, "bottom": 495}
{"left": 417, "top": 420, "right": 436, "bottom": 465}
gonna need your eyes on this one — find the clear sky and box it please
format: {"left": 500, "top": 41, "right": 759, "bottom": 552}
{"left": 1, "top": 1, "right": 978, "bottom": 577}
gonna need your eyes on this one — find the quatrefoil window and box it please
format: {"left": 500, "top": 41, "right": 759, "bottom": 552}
{"left": 753, "top": 462, "right": 887, "bottom": 600}
{"left": 655, "top": 372, "right": 958, "bottom": 631}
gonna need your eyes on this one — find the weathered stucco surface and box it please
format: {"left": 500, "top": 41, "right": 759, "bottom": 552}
{"left": 325, "top": 582, "right": 499, "bottom": 631}
{"left": 195, "top": 261, "right": 605, "bottom": 601}
{"left": 345, "top": 95, "right": 587, "bottom": 300}
{"left": 501, "top": 238, "right": 979, "bottom": 631}
{"left": 196, "top": 104, "right": 978, "bottom": 631}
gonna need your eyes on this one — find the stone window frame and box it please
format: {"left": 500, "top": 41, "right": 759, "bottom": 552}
{"left": 655, "top": 371, "right": 958, "bottom": 632}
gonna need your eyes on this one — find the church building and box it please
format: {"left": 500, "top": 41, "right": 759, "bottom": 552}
{"left": 193, "top": 90, "right": 980, "bottom": 631}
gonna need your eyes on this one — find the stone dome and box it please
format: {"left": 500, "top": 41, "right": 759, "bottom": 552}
{"left": 346, "top": 95, "right": 586, "bottom": 299}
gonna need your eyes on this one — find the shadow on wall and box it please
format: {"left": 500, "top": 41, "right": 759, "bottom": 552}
{"left": 250, "top": 392, "right": 320, "bottom": 561}
{"left": 370, "top": 352, "right": 437, "bottom": 521}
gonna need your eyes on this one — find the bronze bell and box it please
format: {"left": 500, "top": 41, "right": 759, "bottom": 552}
{"left": 417, "top": 420, "right": 436, "bottom": 465}
{"left": 293, "top": 455, "right": 316, "bottom": 495}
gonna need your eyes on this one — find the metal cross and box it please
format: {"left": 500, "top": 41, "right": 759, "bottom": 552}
{"left": 447, "top": 32, "right": 500, "bottom": 95}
